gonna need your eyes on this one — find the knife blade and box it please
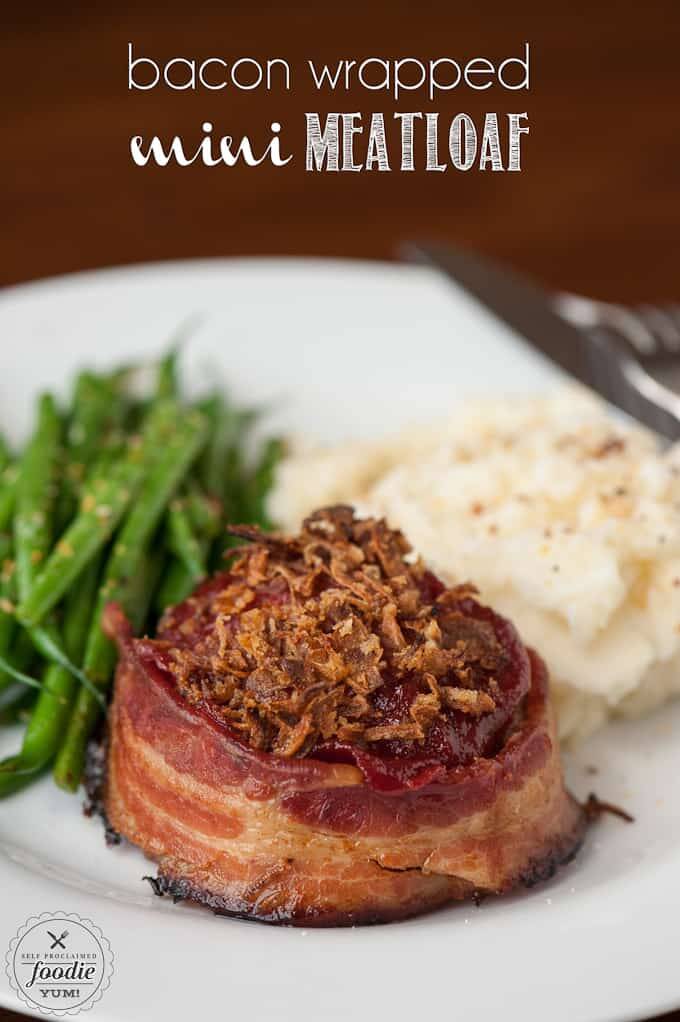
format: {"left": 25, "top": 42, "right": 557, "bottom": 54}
{"left": 402, "top": 241, "right": 680, "bottom": 441}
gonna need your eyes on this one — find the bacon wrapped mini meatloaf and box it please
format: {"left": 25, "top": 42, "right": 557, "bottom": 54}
{"left": 104, "top": 506, "right": 586, "bottom": 925}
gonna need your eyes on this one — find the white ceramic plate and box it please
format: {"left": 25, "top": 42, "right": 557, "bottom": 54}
{"left": 0, "top": 259, "right": 678, "bottom": 1022}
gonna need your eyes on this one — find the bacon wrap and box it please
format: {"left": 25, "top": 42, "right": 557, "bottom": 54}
{"left": 104, "top": 608, "right": 586, "bottom": 926}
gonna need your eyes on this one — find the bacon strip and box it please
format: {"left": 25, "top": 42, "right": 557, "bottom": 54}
{"left": 105, "top": 625, "right": 585, "bottom": 925}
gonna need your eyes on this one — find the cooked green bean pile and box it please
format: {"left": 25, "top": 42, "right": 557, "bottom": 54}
{"left": 0, "top": 351, "right": 282, "bottom": 797}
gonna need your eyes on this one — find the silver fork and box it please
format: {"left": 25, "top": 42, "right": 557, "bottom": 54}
{"left": 555, "top": 294, "right": 680, "bottom": 390}
{"left": 550, "top": 293, "right": 680, "bottom": 439}
{"left": 402, "top": 240, "right": 680, "bottom": 441}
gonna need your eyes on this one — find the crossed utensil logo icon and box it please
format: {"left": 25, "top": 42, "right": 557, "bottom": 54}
{"left": 9, "top": 912, "right": 114, "bottom": 1013}
{"left": 47, "top": 930, "right": 69, "bottom": 950}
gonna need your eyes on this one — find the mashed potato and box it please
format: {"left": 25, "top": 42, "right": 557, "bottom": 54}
{"left": 269, "top": 391, "right": 680, "bottom": 742}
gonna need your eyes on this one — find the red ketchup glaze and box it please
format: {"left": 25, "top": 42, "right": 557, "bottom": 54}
{"left": 149, "top": 570, "right": 530, "bottom": 793}
{"left": 313, "top": 599, "right": 530, "bottom": 790}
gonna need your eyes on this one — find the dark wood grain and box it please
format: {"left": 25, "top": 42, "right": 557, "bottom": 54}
{"left": 1, "top": 2, "right": 679, "bottom": 1020}
{"left": 1, "top": 0, "right": 680, "bottom": 300}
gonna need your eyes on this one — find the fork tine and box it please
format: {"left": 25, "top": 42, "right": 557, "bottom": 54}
{"left": 665, "top": 304, "right": 680, "bottom": 336}
{"left": 637, "top": 305, "right": 680, "bottom": 353}
{"left": 600, "top": 304, "right": 658, "bottom": 355}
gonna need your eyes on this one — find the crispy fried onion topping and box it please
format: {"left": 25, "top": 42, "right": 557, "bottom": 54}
{"left": 157, "top": 506, "right": 506, "bottom": 757}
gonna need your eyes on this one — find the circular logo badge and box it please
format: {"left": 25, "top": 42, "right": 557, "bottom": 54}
{"left": 6, "top": 912, "right": 114, "bottom": 1016}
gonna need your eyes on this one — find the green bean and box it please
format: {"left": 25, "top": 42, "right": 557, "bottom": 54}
{"left": 184, "top": 481, "right": 222, "bottom": 538}
{"left": 128, "top": 545, "right": 165, "bottom": 634}
{"left": 56, "top": 372, "right": 123, "bottom": 528}
{"left": 0, "top": 628, "right": 39, "bottom": 707}
{"left": 53, "top": 406, "right": 208, "bottom": 791}
{"left": 0, "top": 558, "right": 102, "bottom": 797}
{"left": 224, "top": 411, "right": 258, "bottom": 513}
{"left": 156, "top": 347, "right": 180, "bottom": 400}
{"left": 0, "top": 437, "right": 13, "bottom": 524}
{"left": 22, "top": 396, "right": 173, "bottom": 641}
{"left": 97, "top": 361, "right": 133, "bottom": 389}
{"left": 0, "top": 438, "right": 13, "bottom": 529}
{"left": 0, "top": 436, "right": 9, "bottom": 473}
{"left": 166, "top": 498, "right": 207, "bottom": 581}
{"left": 0, "top": 679, "right": 62, "bottom": 796}
{"left": 0, "top": 533, "right": 11, "bottom": 566}
{"left": 18, "top": 399, "right": 184, "bottom": 630}
{"left": 206, "top": 407, "right": 260, "bottom": 568}
{"left": 157, "top": 482, "right": 222, "bottom": 612}
{"left": 155, "top": 558, "right": 194, "bottom": 613}
{"left": 25, "top": 623, "right": 104, "bottom": 706}
{"left": 7, "top": 394, "right": 86, "bottom": 691}
{"left": 0, "top": 464, "right": 19, "bottom": 532}
{"left": 0, "top": 350, "right": 284, "bottom": 798}
{"left": 242, "top": 437, "right": 285, "bottom": 529}
{"left": 52, "top": 546, "right": 162, "bottom": 792}
{"left": 82, "top": 439, "right": 127, "bottom": 484}
{"left": 0, "top": 755, "right": 45, "bottom": 794}
{"left": 0, "top": 684, "right": 35, "bottom": 725}
{"left": 0, "top": 655, "right": 44, "bottom": 693}
{"left": 83, "top": 405, "right": 208, "bottom": 675}
{"left": 0, "top": 534, "right": 15, "bottom": 685}
{"left": 210, "top": 434, "right": 281, "bottom": 570}
{"left": 197, "top": 397, "right": 255, "bottom": 502}
{"left": 13, "top": 394, "right": 62, "bottom": 602}
{"left": 155, "top": 318, "right": 203, "bottom": 401}
{"left": 195, "top": 394, "right": 224, "bottom": 496}
{"left": 7, "top": 628, "right": 37, "bottom": 675}
{"left": 0, "top": 681, "right": 26, "bottom": 714}
{"left": 28, "top": 560, "right": 100, "bottom": 755}
{"left": 18, "top": 445, "right": 150, "bottom": 628}
{"left": 0, "top": 624, "right": 36, "bottom": 703}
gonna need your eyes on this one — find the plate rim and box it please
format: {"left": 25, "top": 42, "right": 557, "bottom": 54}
{"left": 1, "top": 255, "right": 678, "bottom": 1022}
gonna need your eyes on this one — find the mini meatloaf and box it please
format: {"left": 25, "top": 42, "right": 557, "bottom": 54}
{"left": 104, "top": 506, "right": 586, "bottom": 925}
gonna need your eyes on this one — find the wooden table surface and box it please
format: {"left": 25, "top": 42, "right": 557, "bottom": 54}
{"left": 2, "top": 0, "right": 680, "bottom": 300}
{"left": 1, "top": 1, "right": 679, "bottom": 1020}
